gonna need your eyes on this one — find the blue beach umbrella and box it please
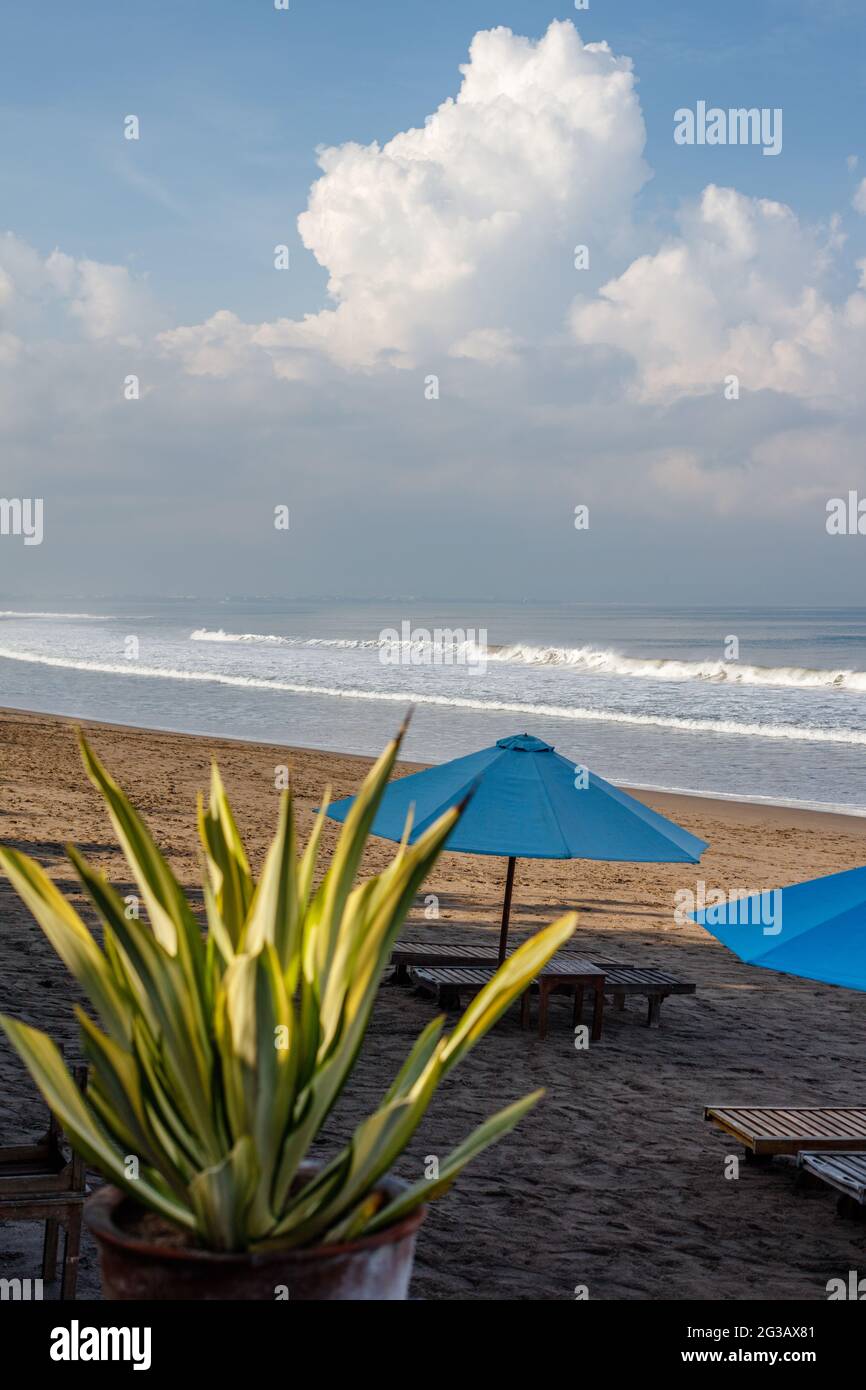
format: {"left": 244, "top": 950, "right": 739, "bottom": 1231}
{"left": 692, "top": 863, "right": 866, "bottom": 992}
{"left": 326, "top": 733, "right": 708, "bottom": 959}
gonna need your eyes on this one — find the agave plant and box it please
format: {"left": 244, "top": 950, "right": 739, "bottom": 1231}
{"left": 0, "top": 726, "right": 576, "bottom": 1252}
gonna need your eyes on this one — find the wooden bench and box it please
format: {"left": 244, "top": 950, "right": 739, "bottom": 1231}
{"left": 0, "top": 1065, "right": 88, "bottom": 1299}
{"left": 595, "top": 962, "right": 696, "bottom": 1028}
{"left": 704, "top": 1106, "right": 866, "bottom": 1162}
{"left": 413, "top": 958, "right": 606, "bottom": 1041}
{"left": 797, "top": 1151, "right": 866, "bottom": 1218}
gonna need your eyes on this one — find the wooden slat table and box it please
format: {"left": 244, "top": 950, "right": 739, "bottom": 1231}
{"left": 705, "top": 1106, "right": 866, "bottom": 1157}
{"left": 413, "top": 958, "right": 606, "bottom": 1041}
{"left": 798, "top": 1151, "right": 866, "bottom": 1215}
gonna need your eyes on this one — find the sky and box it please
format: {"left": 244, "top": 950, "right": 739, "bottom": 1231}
{"left": 1, "top": 0, "right": 866, "bottom": 602}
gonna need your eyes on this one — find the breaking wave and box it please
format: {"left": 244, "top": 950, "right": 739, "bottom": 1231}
{"left": 489, "top": 644, "right": 866, "bottom": 691}
{"left": 188, "top": 629, "right": 866, "bottom": 692}
{"left": 2, "top": 644, "right": 866, "bottom": 746}
{"left": 189, "top": 629, "right": 484, "bottom": 657}
{"left": 0, "top": 610, "right": 110, "bottom": 621}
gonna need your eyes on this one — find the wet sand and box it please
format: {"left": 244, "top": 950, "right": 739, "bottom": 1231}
{"left": 1, "top": 707, "right": 865, "bottom": 1300}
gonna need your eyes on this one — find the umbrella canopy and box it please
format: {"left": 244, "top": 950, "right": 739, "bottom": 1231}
{"left": 692, "top": 863, "right": 866, "bottom": 992}
{"left": 327, "top": 733, "right": 708, "bottom": 956}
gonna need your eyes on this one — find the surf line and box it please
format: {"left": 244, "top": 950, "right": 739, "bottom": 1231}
{"left": 0, "top": 645, "right": 865, "bottom": 746}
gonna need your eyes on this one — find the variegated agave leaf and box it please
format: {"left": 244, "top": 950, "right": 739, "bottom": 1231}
{"left": 0, "top": 725, "right": 575, "bottom": 1252}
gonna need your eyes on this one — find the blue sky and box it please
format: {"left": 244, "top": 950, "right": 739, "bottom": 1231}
{"left": 2, "top": 4, "right": 866, "bottom": 603}
{"left": 3, "top": 1, "right": 864, "bottom": 326}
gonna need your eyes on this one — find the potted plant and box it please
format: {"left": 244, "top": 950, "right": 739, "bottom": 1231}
{"left": 0, "top": 724, "right": 575, "bottom": 1299}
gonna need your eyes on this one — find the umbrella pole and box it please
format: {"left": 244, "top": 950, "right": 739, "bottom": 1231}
{"left": 498, "top": 856, "right": 516, "bottom": 964}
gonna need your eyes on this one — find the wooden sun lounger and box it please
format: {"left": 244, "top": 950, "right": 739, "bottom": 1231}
{"left": 594, "top": 962, "right": 696, "bottom": 1028}
{"left": 797, "top": 1151, "right": 866, "bottom": 1217}
{"left": 412, "top": 959, "right": 606, "bottom": 1041}
{"left": 390, "top": 941, "right": 503, "bottom": 984}
{"left": 704, "top": 1107, "right": 866, "bottom": 1159}
{"left": 0, "top": 1064, "right": 88, "bottom": 1299}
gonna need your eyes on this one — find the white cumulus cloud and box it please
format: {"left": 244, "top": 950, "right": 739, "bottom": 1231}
{"left": 160, "top": 20, "right": 649, "bottom": 375}
{"left": 0, "top": 232, "right": 155, "bottom": 344}
{"left": 571, "top": 185, "right": 866, "bottom": 404}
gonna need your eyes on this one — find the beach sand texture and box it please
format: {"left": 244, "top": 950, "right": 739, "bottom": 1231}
{"left": 1, "top": 708, "right": 865, "bottom": 1300}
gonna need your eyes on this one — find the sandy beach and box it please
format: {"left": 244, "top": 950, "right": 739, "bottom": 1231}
{"left": 2, "top": 706, "right": 866, "bottom": 1301}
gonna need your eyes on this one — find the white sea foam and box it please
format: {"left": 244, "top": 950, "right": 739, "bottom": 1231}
{"left": 489, "top": 643, "right": 866, "bottom": 691}
{"left": 190, "top": 628, "right": 379, "bottom": 648}
{"left": 188, "top": 629, "right": 866, "bottom": 692}
{"left": 189, "top": 628, "right": 486, "bottom": 658}
{"left": 191, "top": 628, "right": 289, "bottom": 645}
{"left": 0, "top": 610, "right": 110, "bottom": 621}
{"left": 2, "top": 644, "right": 866, "bottom": 746}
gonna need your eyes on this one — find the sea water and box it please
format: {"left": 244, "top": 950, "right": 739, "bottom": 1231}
{"left": 2, "top": 598, "right": 866, "bottom": 813}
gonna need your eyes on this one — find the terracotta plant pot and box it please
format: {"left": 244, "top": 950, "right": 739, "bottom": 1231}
{"left": 85, "top": 1170, "right": 426, "bottom": 1301}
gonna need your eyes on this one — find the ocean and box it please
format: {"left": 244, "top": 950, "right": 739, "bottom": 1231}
{"left": 2, "top": 599, "right": 866, "bottom": 813}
